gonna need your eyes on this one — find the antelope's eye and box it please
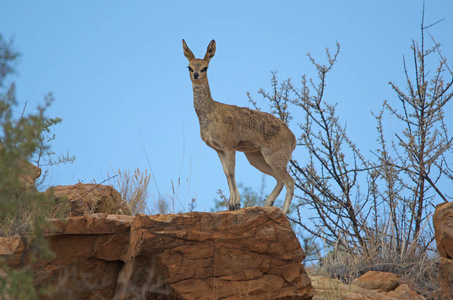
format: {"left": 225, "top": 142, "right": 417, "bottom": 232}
{"left": 188, "top": 66, "right": 194, "bottom": 72}
{"left": 201, "top": 67, "right": 208, "bottom": 73}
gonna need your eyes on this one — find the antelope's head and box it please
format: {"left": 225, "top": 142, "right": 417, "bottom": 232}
{"left": 182, "top": 39, "right": 216, "bottom": 83}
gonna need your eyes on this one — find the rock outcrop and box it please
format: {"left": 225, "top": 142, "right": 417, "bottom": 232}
{"left": 18, "top": 159, "right": 41, "bottom": 189}
{"left": 46, "top": 183, "right": 131, "bottom": 217}
{"left": 0, "top": 142, "right": 41, "bottom": 190}
{"left": 0, "top": 207, "right": 314, "bottom": 299}
{"left": 311, "top": 271, "right": 425, "bottom": 300}
{"left": 433, "top": 201, "right": 453, "bottom": 299}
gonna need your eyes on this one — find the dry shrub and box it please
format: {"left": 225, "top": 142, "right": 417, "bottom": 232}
{"left": 311, "top": 235, "right": 440, "bottom": 298}
{"left": 0, "top": 188, "right": 69, "bottom": 236}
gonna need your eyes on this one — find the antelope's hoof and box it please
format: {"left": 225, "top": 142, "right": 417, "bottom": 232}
{"left": 228, "top": 204, "right": 241, "bottom": 211}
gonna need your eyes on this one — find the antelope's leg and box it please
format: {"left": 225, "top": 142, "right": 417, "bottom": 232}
{"left": 216, "top": 149, "right": 241, "bottom": 210}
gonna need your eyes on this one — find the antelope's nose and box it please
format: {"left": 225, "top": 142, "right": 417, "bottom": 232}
{"left": 193, "top": 72, "right": 199, "bottom": 79}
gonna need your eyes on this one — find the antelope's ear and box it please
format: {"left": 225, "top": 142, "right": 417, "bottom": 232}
{"left": 182, "top": 39, "right": 195, "bottom": 61}
{"left": 203, "top": 40, "right": 216, "bottom": 63}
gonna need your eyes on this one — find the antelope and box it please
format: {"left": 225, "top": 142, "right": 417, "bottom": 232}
{"left": 182, "top": 39, "right": 296, "bottom": 215}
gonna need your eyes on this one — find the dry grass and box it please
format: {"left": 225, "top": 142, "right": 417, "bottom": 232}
{"left": 110, "top": 168, "right": 151, "bottom": 215}
{"left": 107, "top": 167, "right": 195, "bottom": 216}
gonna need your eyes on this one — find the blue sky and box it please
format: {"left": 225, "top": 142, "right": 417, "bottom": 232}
{"left": 1, "top": 1, "right": 452, "bottom": 213}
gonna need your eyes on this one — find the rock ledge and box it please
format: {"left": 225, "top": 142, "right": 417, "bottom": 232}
{"left": 1, "top": 207, "right": 313, "bottom": 300}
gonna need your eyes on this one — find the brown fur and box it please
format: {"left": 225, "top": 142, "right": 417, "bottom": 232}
{"left": 182, "top": 39, "right": 296, "bottom": 214}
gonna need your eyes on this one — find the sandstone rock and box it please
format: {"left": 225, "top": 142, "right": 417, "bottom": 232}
{"left": 310, "top": 275, "right": 367, "bottom": 299}
{"left": 341, "top": 293, "right": 371, "bottom": 300}
{"left": 18, "top": 160, "right": 41, "bottom": 189}
{"left": 46, "top": 183, "right": 131, "bottom": 217}
{"left": 117, "top": 207, "right": 313, "bottom": 299}
{"left": 0, "top": 207, "right": 313, "bottom": 299}
{"left": 0, "top": 142, "right": 41, "bottom": 190}
{"left": 437, "top": 257, "right": 453, "bottom": 300}
{"left": 385, "top": 284, "right": 425, "bottom": 300}
{"left": 311, "top": 273, "right": 425, "bottom": 300}
{"left": 353, "top": 271, "right": 403, "bottom": 292}
{"left": 434, "top": 202, "right": 453, "bottom": 259}
{"left": 342, "top": 283, "right": 425, "bottom": 300}
{"left": 433, "top": 202, "right": 453, "bottom": 299}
